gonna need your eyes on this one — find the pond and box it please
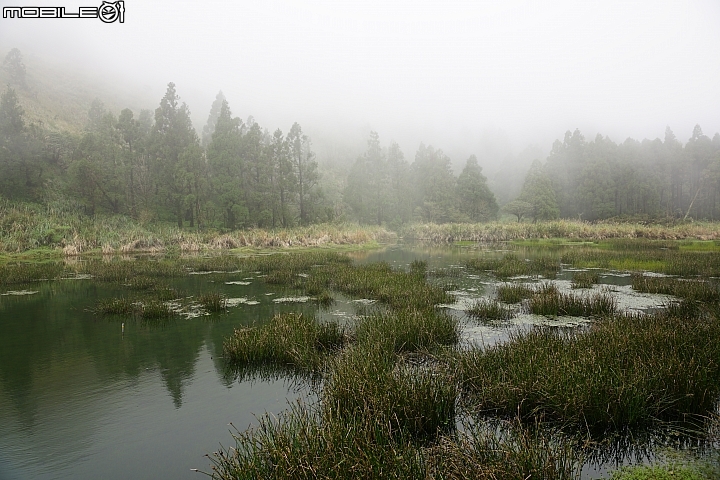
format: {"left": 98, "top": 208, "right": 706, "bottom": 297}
{"left": 0, "top": 243, "right": 712, "bottom": 479}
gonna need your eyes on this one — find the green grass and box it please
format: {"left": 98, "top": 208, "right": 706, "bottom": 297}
{"left": 400, "top": 220, "right": 720, "bottom": 244}
{"left": 0, "top": 261, "right": 66, "bottom": 284}
{"left": 197, "top": 292, "right": 227, "bottom": 312}
{"left": 466, "top": 253, "right": 560, "bottom": 278}
{"left": 631, "top": 274, "right": 720, "bottom": 302}
{"left": 223, "top": 313, "right": 346, "bottom": 376}
{"left": 496, "top": 282, "right": 535, "bottom": 303}
{"left": 609, "top": 463, "right": 706, "bottom": 480}
{"left": 429, "top": 418, "right": 582, "bottom": 480}
{"left": 323, "top": 342, "right": 457, "bottom": 440}
{"left": 571, "top": 271, "right": 599, "bottom": 289}
{"left": 353, "top": 308, "right": 460, "bottom": 354}
{"left": 529, "top": 289, "right": 617, "bottom": 317}
{"left": 95, "top": 297, "right": 175, "bottom": 319}
{"left": 206, "top": 402, "right": 582, "bottom": 480}
{"left": 459, "top": 308, "right": 720, "bottom": 433}
{"left": 204, "top": 402, "right": 427, "bottom": 480}
{"left": 466, "top": 298, "right": 514, "bottom": 320}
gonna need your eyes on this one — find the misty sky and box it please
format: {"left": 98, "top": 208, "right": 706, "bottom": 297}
{"left": 1, "top": 0, "right": 719, "bottom": 164}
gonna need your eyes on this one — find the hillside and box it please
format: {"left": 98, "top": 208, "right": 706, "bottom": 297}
{"left": 0, "top": 46, "right": 155, "bottom": 134}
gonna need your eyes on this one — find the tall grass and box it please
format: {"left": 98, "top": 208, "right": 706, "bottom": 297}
{"left": 353, "top": 308, "right": 460, "bottom": 354}
{"left": 459, "top": 309, "right": 720, "bottom": 433}
{"left": 206, "top": 402, "right": 583, "bottom": 480}
{"left": 571, "top": 271, "right": 599, "bottom": 289}
{"left": 0, "top": 199, "right": 394, "bottom": 255}
{"left": 323, "top": 343, "right": 457, "bottom": 440}
{"left": 496, "top": 283, "right": 535, "bottom": 303}
{"left": 0, "top": 261, "right": 66, "bottom": 284}
{"left": 204, "top": 402, "right": 426, "bottom": 480}
{"left": 428, "top": 418, "right": 582, "bottom": 480}
{"left": 466, "top": 298, "right": 514, "bottom": 320}
{"left": 400, "top": 220, "right": 720, "bottom": 243}
{"left": 223, "top": 313, "right": 346, "bottom": 376}
{"left": 631, "top": 274, "right": 720, "bottom": 302}
{"left": 466, "top": 253, "right": 560, "bottom": 278}
{"left": 95, "top": 297, "right": 175, "bottom": 319}
{"left": 529, "top": 289, "right": 617, "bottom": 317}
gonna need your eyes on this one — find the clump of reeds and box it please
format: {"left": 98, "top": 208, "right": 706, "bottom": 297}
{"left": 458, "top": 308, "right": 720, "bottom": 432}
{"left": 197, "top": 292, "right": 227, "bottom": 312}
{"left": 95, "top": 297, "right": 175, "bottom": 319}
{"left": 126, "top": 276, "right": 156, "bottom": 290}
{"left": 154, "top": 287, "right": 182, "bottom": 302}
{"left": 428, "top": 418, "right": 582, "bottom": 480}
{"left": 0, "top": 262, "right": 66, "bottom": 285}
{"left": 323, "top": 343, "right": 457, "bottom": 440}
{"left": 466, "top": 253, "right": 559, "bottom": 279}
{"left": 353, "top": 308, "right": 460, "bottom": 354}
{"left": 207, "top": 403, "right": 582, "bottom": 480}
{"left": 429, "top": 267, "right": 463, "bottom": 278}
{"left": 205, "top": 401, "right": 426, "bottom": 480}
{"left": 409, "top": 259, "right": 427, "bottom": 277}
{"left": 631, "top": 274, "right": 720, "bottom": 302}
{"left": 140, "top": 300, "right": 174, "bottom": 319}
{"left": 315, "top": 290, "right": 335, "bottom": 308}
{"left": 529, "top": 289, "right": 616, "bottom": 317}
{"left": 96, "top": 297, "right": 136, "bottom": 316}
{"left": 223, "top": 313, "right": 346, "bottom": 375}
{"left": 571, "top": 271, "right": 599, "bottom": 289}
{"left": 75, "top": 259, "right": 183, "bottom": 283}
{"left": 466, "top": 298, "right": 514, "bottom": 321}
{"left": 496, "top": 283, "right": 535, "bottom": 303}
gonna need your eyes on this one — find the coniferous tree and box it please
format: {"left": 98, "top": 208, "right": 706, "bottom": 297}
{"left": 517, "top": 159, "right": 559, "bottom": 222}
{"left": 201, "top": 91, "right": 226, "bottom": 148}
{"left": 206, "top": 99, "right": 246, "bottom": 229}
{"left": 3, "top": 48, "right": 27, "bottom": 89}
{"left": 410, "top": 144, "right": 459, "bottom": 223}
{"left": 286, "top": 122, "right": 318, "bottom": 225}
{"left": 149, "top": 82, "right": 202, "bottom": 227}
{"left": 456, "top": 154, "right": 498, "bottom": 222}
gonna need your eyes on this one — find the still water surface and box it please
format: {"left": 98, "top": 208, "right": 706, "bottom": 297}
{"left": 0, "top": 245, "right": 681, "bottom": 479}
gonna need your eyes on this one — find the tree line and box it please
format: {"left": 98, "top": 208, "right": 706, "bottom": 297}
{"left": 505, "top": 128, "right": 720, "bottom": 222}
{"left": 2, "top": 47, "right": 720, "bottom": 228}
{"left": 0, "top": 47, "right": 499, "bottom": 229}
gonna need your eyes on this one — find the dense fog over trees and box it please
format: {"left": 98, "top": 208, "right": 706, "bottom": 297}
{"left": 1, "top": 1, "right": 719, "bottom": 227}
{"left": 2, "top": 48, "right": 720, "bottom": 228}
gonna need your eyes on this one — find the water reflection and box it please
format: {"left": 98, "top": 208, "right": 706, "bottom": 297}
{"left": 0, "top": 272, "right": 326, "bottom": 479}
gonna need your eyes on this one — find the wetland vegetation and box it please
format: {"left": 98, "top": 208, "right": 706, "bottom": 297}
{"left": 198, "top": 239, "right": 720, "bottom": 479}
{"left": 5, "top": 236, "right": 720, "bottom": 479}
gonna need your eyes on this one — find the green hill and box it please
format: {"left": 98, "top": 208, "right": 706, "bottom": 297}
{"left": 0, "top": 46, "right": 155, "bottom": 134}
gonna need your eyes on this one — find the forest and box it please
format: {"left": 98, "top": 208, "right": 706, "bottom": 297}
{"left": 2, "top": 47, "right": 720, "bottom": 231}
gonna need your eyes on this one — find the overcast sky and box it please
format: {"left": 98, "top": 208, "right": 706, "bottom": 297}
{"left": 1, "top": 0, "right": 719, "bottom": 165}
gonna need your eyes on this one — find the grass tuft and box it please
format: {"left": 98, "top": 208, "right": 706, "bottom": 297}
{"left": 571, "top": 271, "right": 599, "bottom": 289}
{"left": 223, "top": 313, "right": 346, "bottom": 376}
{"left": 466, "top": 298, "right": 514, "bottom": 320}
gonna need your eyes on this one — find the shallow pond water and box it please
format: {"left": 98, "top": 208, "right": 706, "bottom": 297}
{"left": 0, "top": 243, "right": 709, "bottom": 479}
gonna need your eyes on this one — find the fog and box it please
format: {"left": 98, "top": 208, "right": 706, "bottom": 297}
{"left": 1, "top": 0, "right": 720, "bottom": 171}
